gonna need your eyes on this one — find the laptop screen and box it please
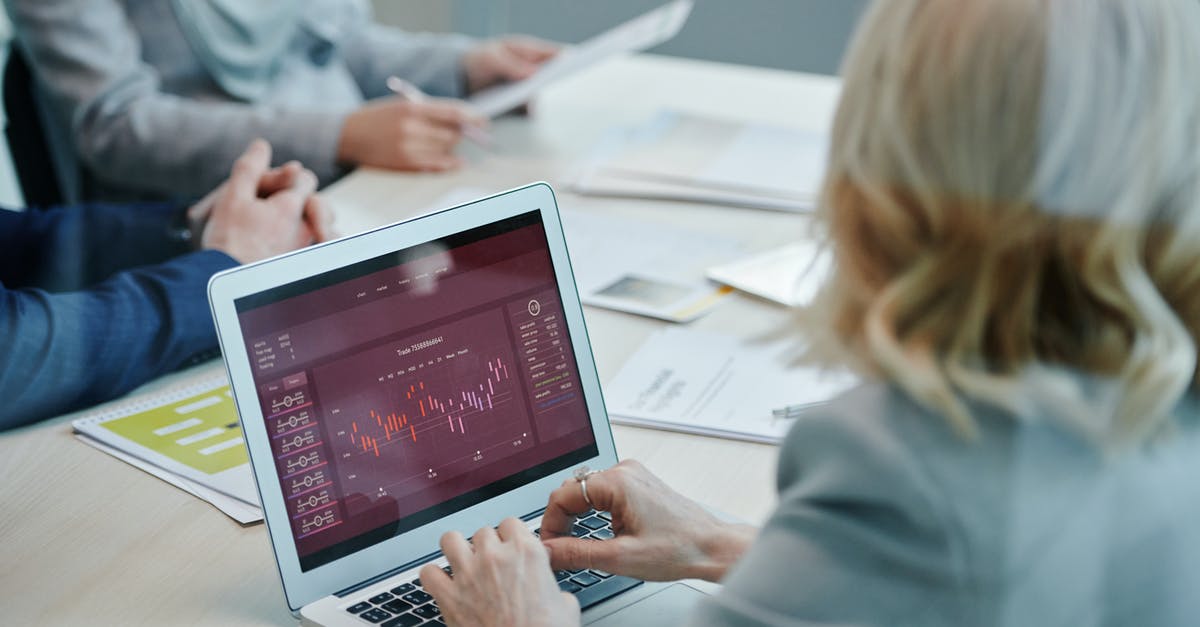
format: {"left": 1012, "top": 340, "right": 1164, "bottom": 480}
{"left": 233, "top": 210, "right": 598, "bottom": 572}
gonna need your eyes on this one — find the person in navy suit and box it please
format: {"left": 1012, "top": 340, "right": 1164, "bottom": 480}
{"left": 0, "top": 139, "right": 333, "bottom": 429}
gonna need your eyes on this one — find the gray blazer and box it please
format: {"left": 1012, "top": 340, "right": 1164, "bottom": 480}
{"left": 691, "top": 383, "right": 1200, "bottom": 626}
{"left": 5, "top": 0, "right": 471, "bottom": 202}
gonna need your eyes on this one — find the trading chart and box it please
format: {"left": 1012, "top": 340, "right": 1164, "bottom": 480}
{"left": 314, "top": 308, "right": 536, "bottom": 503}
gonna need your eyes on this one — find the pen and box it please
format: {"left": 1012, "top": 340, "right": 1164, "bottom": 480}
{"left": 771, "top": 403, "right": 812, "bottom": 420}
{"left": 386, "top": 75, "right": 492, "bottom": 148}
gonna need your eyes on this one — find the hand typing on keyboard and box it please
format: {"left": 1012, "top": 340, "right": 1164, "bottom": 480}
{"left": 540, "top": 459, "right": 759, "bottom": 583}
{"left": 421, "top": 518, "right": 580, "bottom": 627}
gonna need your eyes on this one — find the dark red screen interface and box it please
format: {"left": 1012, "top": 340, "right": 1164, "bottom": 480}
{"left": 235, "top": 212, "right": 597, "bottom": 571}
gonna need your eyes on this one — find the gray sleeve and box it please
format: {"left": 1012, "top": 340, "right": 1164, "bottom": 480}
{"left": 338, "top": 19, "right": 475, "bottom": 100}
{"left": 7, "top": 0, "right": 346, "bottom": 198}
{"left": 687, "top": 395, "right": 964, "bottom": 626}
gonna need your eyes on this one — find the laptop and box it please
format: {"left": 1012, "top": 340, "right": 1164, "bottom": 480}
{"left": 208, "top": 183, "right": 714, "bottom": 626}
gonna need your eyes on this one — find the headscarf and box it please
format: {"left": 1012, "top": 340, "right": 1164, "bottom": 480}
{"left": 169, "top": 0, "right": 304, "bottom": 102}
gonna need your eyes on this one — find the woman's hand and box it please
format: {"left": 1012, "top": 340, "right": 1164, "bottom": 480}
{"left": 337, "top": 97, "right": 485, "bottom": 172}
{"left": 422, "top": 518, "right": 581, "bottom": 627}
{"left": 463, "top": 36, "right": 560, "bottom": 94}
{"left": 540, "top": 460, "right": 758, "bottom": 583}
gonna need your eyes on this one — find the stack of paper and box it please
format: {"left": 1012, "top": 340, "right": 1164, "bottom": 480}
{"left": 569, "top": 110, "right": 829, "bottom": 212}
{"left": 603, "top": 327, "right": 857, "bottom": 443}
{"left": 73, "top": 374, "right": 262, "bottom": 524}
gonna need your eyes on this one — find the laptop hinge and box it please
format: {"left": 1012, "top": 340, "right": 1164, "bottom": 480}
{"left": 334, "top": 549, "right": 442, "bottom": 598}
{"left": 334, "top": 507, "right": 549, "bottom": 598}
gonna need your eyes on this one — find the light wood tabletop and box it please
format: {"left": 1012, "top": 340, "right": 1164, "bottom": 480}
{"left": 0, "top": 54, "right": 840, "bottom": 625}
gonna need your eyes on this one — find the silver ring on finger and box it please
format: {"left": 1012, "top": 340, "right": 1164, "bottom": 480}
{"left": 580, "top": 476, "right": 594, "bottom": 507}
{"left": 573, "top": 466, "right": 602, "bottom": 508}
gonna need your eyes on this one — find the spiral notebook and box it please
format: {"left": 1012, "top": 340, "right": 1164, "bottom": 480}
{"left": 72, "top": 372, "right": 262, "bottom": 522}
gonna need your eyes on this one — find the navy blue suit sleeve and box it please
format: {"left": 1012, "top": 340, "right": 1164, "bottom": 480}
{"left": 0, "top": 203, "right": 191, "bottom": 291}
{"left": 0, "top": 249, "right": 238, "bottom": 430}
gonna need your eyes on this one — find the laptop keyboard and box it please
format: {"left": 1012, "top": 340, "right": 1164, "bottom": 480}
{"left": 344, "top": 511, "right": 641, "bottom": 625}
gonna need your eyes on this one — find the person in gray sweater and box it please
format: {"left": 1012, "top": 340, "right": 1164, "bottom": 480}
{"left": 5, "top": 0, "right": 557, "bottom": 202}
{"left": 408, "top": 0, "right": 1200, "bottom": 625}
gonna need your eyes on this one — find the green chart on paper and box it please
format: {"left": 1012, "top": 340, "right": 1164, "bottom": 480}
{"left": 99, "top": 386, "right": 247, "bottom": 475}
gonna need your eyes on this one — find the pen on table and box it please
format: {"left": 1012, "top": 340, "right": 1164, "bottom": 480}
{"left": 386, "top": 75, "right": 492, "bottom": 148}
{"left": 772, "top": 403, "right": 810, "bottom": 420}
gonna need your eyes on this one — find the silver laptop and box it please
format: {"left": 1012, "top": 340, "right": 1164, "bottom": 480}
{"left": 208, "top": 183, "right": 713, "bottom": 626}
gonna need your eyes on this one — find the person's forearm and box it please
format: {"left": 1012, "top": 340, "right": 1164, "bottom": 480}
{"left": 77, "top": 99, "right": 347, "bottom": 198}
{"left": 0, "top": 203, "right": 189, "bottom": 290}
{"left": 693, "top": 523, "right": 759, "bottom": 583}
{"left": 0, "top": 250, "right": 237, "bottom": 430}
{"left": 8, "top": 0, "right": 346, "bottom": 198}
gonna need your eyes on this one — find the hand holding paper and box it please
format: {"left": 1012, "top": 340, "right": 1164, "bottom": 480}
{"left": 468, "top": 0, "right": 695, "bottom": 117}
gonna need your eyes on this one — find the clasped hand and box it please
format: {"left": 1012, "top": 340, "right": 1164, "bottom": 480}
{"left": 190, "top": 139, "right": 334, "bottom": 264}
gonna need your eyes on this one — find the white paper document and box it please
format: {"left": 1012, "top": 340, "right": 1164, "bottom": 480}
{"left": 573, "top": 168, "right": 812, "bottom": 213}
{"left": 469, "top": 0, "right": 694, "bottom": 117}
{"left": 601, "top": 112, "right": 828, "bottom": 199}
{"left": 72, "top": 373, "right": 260, "bottom": 507}
{"left": 570, "top": 110, "right": 829, "bottom": 212}
{"left": 706, "top": 241, "right": 832, "bottom": 307}
{"left": 560, "top": 211, "right": 746, "bottom": 321}
{"left": 76, "top": 434, "right": 262, "bottom": 524}
{"left": 604, "top": 328, "right": 857, "bottom": 443}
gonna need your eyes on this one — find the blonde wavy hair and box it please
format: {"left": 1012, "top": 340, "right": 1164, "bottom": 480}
{"left": 812, "top": 0, "right": 1200, "bottom": 443}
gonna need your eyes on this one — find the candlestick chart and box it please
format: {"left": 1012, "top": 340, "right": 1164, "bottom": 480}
{"left": 347, "top": 356, "right": 514, "bottom": 458}
{"left": 314, "top": 307, "right": 539, "bottom": 503}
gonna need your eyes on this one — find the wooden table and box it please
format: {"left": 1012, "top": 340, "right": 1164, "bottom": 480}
{"left": 0, "top": 54, "right": 840, "bottom": 625}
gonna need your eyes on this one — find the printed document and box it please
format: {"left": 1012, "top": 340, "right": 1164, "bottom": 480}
{"left": 73, "top": 372, "right": 262, "bottom": 520}
{"left": 604, "top": 327, "right": 856, "bottom": 443}
{"left": 571, "top": 110, "right": 829, "bottom": 212}
{"left": 76, "top": 433, "right": 261, "bottom": 524}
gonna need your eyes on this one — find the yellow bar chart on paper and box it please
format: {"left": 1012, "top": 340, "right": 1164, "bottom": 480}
{"left": 73, "top": 374, "right": 258, "bottom": 505}
{"left": 97, "top": 386, "right": 246, "bottom": 475}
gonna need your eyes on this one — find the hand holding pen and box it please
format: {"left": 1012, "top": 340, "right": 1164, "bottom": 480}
{"left": 386, "top": 77, "right": 493, "bottom": 148}
{"left": 335, "top": 78, "right": 490, "bottom": 173}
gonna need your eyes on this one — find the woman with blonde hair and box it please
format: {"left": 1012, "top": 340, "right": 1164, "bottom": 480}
{"left": 418, "top": 0, "right": 1200, "bottom": 624}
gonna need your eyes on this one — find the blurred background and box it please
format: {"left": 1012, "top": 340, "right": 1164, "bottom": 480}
{"left": 0, "top": 1, "right": 869, "bottom": 208}
{"left": 371, "top": 0, "right": 868, "bottom": 74}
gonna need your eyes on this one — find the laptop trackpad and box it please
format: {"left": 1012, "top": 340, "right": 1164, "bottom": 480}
{"left": 587, "top": 583, "right": 707, "bottom": 626}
